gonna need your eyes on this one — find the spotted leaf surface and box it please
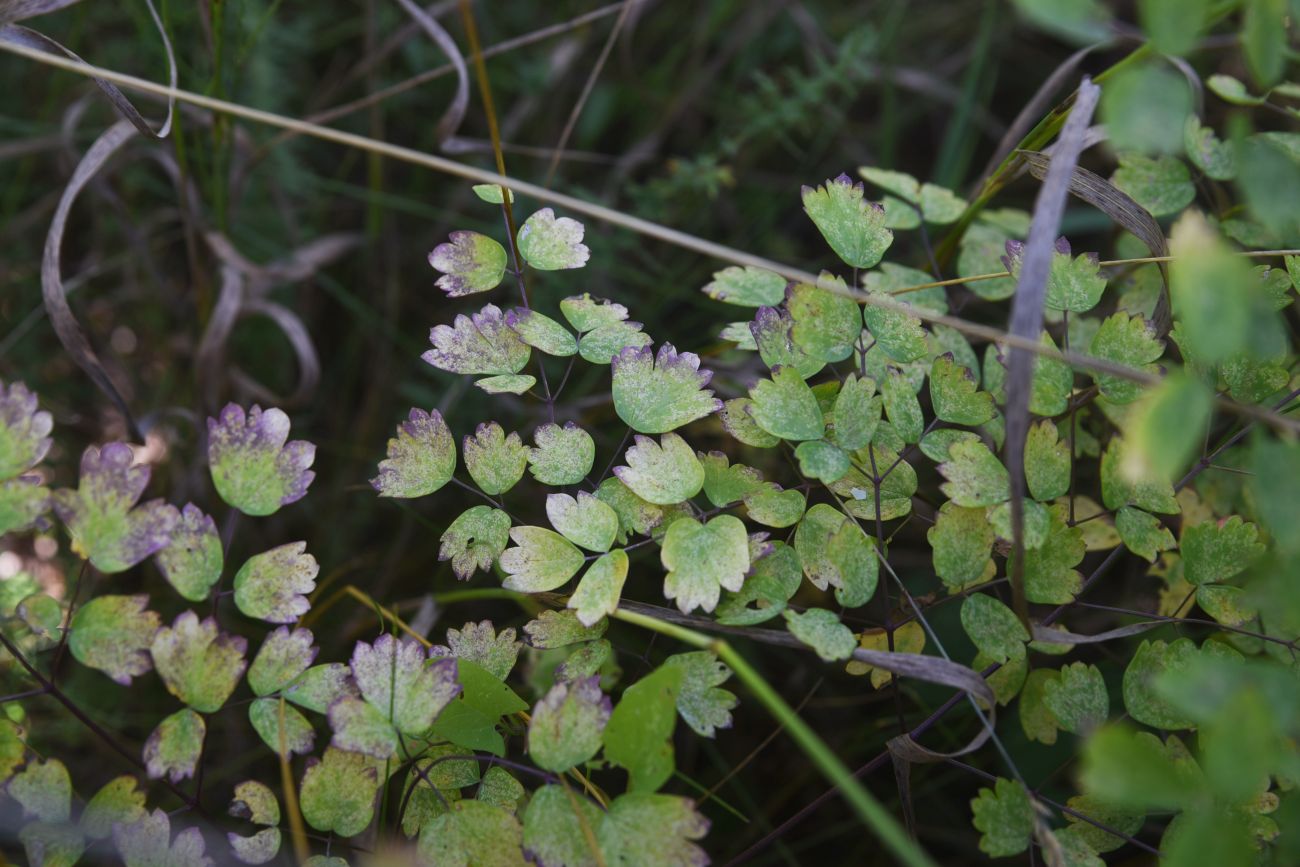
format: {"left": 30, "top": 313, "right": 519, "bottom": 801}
{"left": 506, "top": 308, "right": 577, "bottom": 356}
{"left": 68, "top": 594, "right": 160, "bottom": 685}
{"left": 783, "top": 608, "right": 856, "bottom": 662}
{"left": 151, "top": 611, "right": 248, "bottom": 713}
{"left": 500, "top": 526, "right": 586, "bottom": 592}
{"left": 439, "top": 506, "right": 512, "bottom": 580}
{"left": 611, "top": 344, "right": 721, "bottom": 434}
{"left": 527, "top": 421, "right": 594, "bottom": 486}
{"left": 528, "top": 676, "right": 611, "bottom": 773}
{"left": 53, "top": 443, "right": 178, "bottom": 573}
{"left": 702, "top": 265, "right": 786, "bottom": 307}
{"left": 517, "top": 208, "right": 589, "bottom": 270}
{"left": 569, "top": 549, "right": 629, "bottom": 626}
{"left": 801, "top": 173, "right": 893, "bottom": 268}
{"left": 614, "top": 433, "right": 704, "bottom": 505}
{"left": 749, "top": 364, "right": 825, "bottom": 441}
{"left": 207, "top": 405, "right": 315, "bottom": 517}
{"left": 0, "top": 379, "right": 52, "bottom": 480}
{"left": 464, "top": 422, "right": 529, "bottom": 496}
{"left": 113, "top": 809, "right": 214, "bottom": 867}
{"left": 546, "top": 492, "right": 618, "bottom": 553}
{"left": 247, "top": 627, "right": 318, "bottom": 696}
{"left": 350, "top": 634, "right": 461, "bottom": 736}
{"left": 661, "top": 515, "right": 750, "bottom": 614}
{"left": 299, "top": 748, "right": 381, "bottom": 837}
{"left": 233, "top": 542, "right": 318, "bottom": 624}
{"left": 154, "top": 504, "right": 222, "bottom": 603}
{"left": 664, "top": 651, "right": 737, "bottom": 738}
{"left": 143, "top": 708, "right": 205, "bottom": 783}
{"left": 428, "top": 230, "right": 507, "bottom": 296}
{"left": 422, "top": 303, "right": 531, "bottom": 376}
{"left": 371, "top": 408, "right": 456, "bottom": 498}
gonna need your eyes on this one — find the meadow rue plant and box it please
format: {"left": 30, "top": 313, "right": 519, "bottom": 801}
{"left": 4, "top": 4, "right": 1300, "bottom": 865}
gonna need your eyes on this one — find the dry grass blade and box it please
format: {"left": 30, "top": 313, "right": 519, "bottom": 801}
{"left": 41, "top": 119, "right": 145, "bottom": 440}
{"left": 1003, "top": 76, "right": 1101, "bottom": 628}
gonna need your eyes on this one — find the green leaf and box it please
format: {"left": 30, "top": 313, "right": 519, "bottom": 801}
{"left": 10, "top": 758, "right": 71, "bottom": 822}
{"left": 1114, "top": 507, "right": 1174, "bottom": 562}
{"left": 1112, "top": 152, "right": 1195, "bottom": 216}
{"left": 1089, "top": 312, "right": 1164, "bottom": 404}
{"left": 17, "top": 592, "right": 60, "bottom": 640}
{"left": 829, "top": 374, "right": 881, "bottom": 451}
{"left": 1101, "top": 63, "right": 1193, "bottom": 155}
{"left": 961, "top": 594, "right": 1028, "bottom": 663}
{"left": 783, "top": 607, "right": 856, "bottom": 661}
{"left": 717, "top": 540, "right": 802, "bottom": 625}
{"left": 1184, "top": 115, "right": 1236, "bottom": 180}
{"left": 743, "top": 484, "right": 806, "bottom": 528}
{"left": 472, "top": 183, "right": 512, "bottom": 204}
{"left": 206, "top": 405, "right": 315, "bottom": 517}
{"left": 428, "top": 659, "right": 527, "bottom": 756}
{"left": 524, "top": 609, "right": 608, "bottom": 649}
{"left": 284, "top": 664, "right": 359, "bottom": 714}
{"left": 464, "top": 422, "right": 529, "bottom": 496}
{"left": 751, "top": 305, "right": 825, "bottom": 379}
{"left": 970, "top": 778, "right": 1033, "bottom": 857}
{"left": 1242, "top": 0, "right": 1287, "bottom": 86}
{"left": 788, "top": 277, "right": 861, "bottom": 362}
{"left": 439, "top": 506, "right": 511, "bottom": 580}
{"left": 1064, "top": 795, "right": 1145, "bottom": 854}
{"left": 1140, "top": 0, "right": 1209, "bottom": 54}
{"left": 959, "top": 224, "right": 1018, "bottom": 301}
{"left": 595, "top": 477, "right": 664, "bottom": 542}
{"left": 1121, "top": 371, "right": 1212, "bottom": 484}
{"left": 247, "top": 627, "right": 317, "bottom": 697}
{"left": 989, "top": 498, "right": 1051, "bottom": 550}
{"left": 517, "top": 208, "right": 589, "bottom": 270}
{"left": 1100, "top": 438, "right": 1179, "bottom": 514}
{"left": 477, "top": 766, "right": 525, "bottom": 813}
{"left": 611, "top": 344, "right": 720, "bottom": 434}
{"left": 862, "top": 294, "right": 929, "bottom": 363}
{"left": 579, "top": 320, "right": 654, "bottom": 365}
{"left": 698, "top": 452, "right": 765, "bottom": 508}
{"left": 801, "top": 173, "right": 892, "bottom": 268}
{"left": 1123, "top": 638, "right": 1238, "bottom": 730}
{"left": 1183, "top": 517, "right": 1264, "bottom": 585}
{"left": 420, "top": 800, "right": 527, "bottom": 866}
{"left": 1079, "top": 726, "right": 1198, "bottom": 810}
{"left": 928, "top": 502, "right": 995, "bottom": 589}
{"left": 227, "top": 780, "right": 282, "bottom": 865}
{"left": 1043, "top": 662, "right": 1109, "bottom": 735}
{"left": 1023, "top": 505, "right": 1085, "bottom": 604}
{"left": 603, "top": 664, "right": 685, "bottom": 793}
{"left": 81, "top": 776, "right": 147, "bottom": 840}
{"left": 20, "top": 820, "right": 84, "bottom": 867}
{"left": 506, "top": 309, "right": 577, "bottom": 357}
{"left": 546, "top": 492, "right": 618, "bottom": 553}
{"left": 0, "top": 380, "right": 52, "bottom": 480}
{"left": 429, "top": 230, "right": 506, "bottom": 297}
{"left": 233, "top": 542, "right": 318, "bottom": 624}
{"left": 143, "top": 708, "right": 204, "bottom": 783}
{"left": 475, "top": 374, "right": 536, "bottom": 395}
{"left": 299, "top": 748, "right": 382, "bottom": 837}
{"left": 527, "top": 422, "right": 594, "bottom": 486}
{"left": 154, "top": 504, "right": 222, "bottom": 603}
{"left": 1011, "top": 0, "right": 1111, "bottom": 43}
{"left": 569, "top": 549, "right": 629, "bottom": 627}
{"left": 113, "top": 809, "right": 213, "bottom": 867}
{"left": 68, "top": 594, "right": 160, "bottom": 685}
{"left": 441, "top": 621, "right": 522, "bottom": 681}
{"left": 930, "top": 354, "right": 994, "bottom": 426}
{"left": 423, "top": 303, "right": 531, "bottom": 376}
{"left": 560, "top": 293, "right": 628, "bottom": 333}
{"left": 598, "top": 793, "right": 709, "bottom": 866}
{"left": 880, "top": 367, "right": 924, "bottom": 443}
{"left": 664, "top": 651, "right": 737, "bottom": 738}
{"left": 249, "top": 698, "right": 315, "bottom": 755}
{"left": 522, "top": 785, "right": 603, "bottom": 867}
{"left": 371, "top": 408, "right": 456, "bottom": 498}
{"left": 720, "top": 397, "right": 781, "bottom": 448}
{"left": 829, "top": 445, "right": 917, "bottom": 522}
{"left": 1046, "top": 244, "right": 1107, "bottom": 313}
{"left": 500, "top": 526, "right": 586, "bottom": 592}
{"left": 52, "top": 443, "right": 179, "bottom": 573}
{"left": 349, "top": 634, "right": 461, "bottom": 737}
{"left": 794, "top": 440, "right": 850, "bottom": 482}
{"left": 661, "top": 515, "right": 750, "bottom": 614}
{"left": 0, "top": 475, "right": 50, "bottom": 536}
{"left": 614, "top": 433, "right": 705, "bottom": 505}
{"left": 528, "top": 676, "right": 611, "bottom": 773}
{"left": 938, "top": 439, "right": 1009, "bottom": 507}
{"left": 749, "top": 365, "right": 825, "bottom": 441}
{"left": 702, "top": 265, "right": 787, "bottom": 307}
{"left": 152, "top": 611, "right": 247, "bottom": 714}
{"left": 1019, "top": 669, "right": 1061, "bottom": 745}
{"left": 1024, "top": 420, "right": 1070, "bottom": 502}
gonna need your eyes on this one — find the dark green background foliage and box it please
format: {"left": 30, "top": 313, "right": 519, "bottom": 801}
{"left": 2, "top": 0, "right": 1300, "bottom": 864}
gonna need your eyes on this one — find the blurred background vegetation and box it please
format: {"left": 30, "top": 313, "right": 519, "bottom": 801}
{"left": 0, "top": 1, "right": 1294, "bottom": 863}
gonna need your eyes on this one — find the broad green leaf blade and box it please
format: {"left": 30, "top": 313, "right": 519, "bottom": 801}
{"left": 52, "top": 443, "right": 179, "bottom": 573}
{"left": 560, "top": 293, "right": 628, "bottom": 333}
{"left": 154, "top": 504, "right": 222, "bottom": 602}
{"left": 206, "top": 405, "right": 315, "bottom": 517}
{"left": 702, "top": 265, "right": 786, "bottom": 307}
{"left": 783, "top": 607, "right": 855, "bottom": 661}
{"left": 522, "top": 785, "right": 603, "bottom": 867}
{"left": 930, "top": 354, "right": 994, "bottom": 426}
{"left": 1043, "top": 662, "right": 1109, "bottom": 735}
{"left": 928, "top": 502, "right": 995, "bottom": 590}
{"left": 350, "top": 634, "right": 461, "bottom": 735}
{"left": 517, "top": 208, "right": 589, "bottom": 270}
{"left": 464, "top": 422, "right": 529, "bottom": 496}
{"left": 788, "top": 277, "right": 861, "bottom": 362}
{"left": 603, "top": 665, "right": 684, "bottom": 793}
{"left": 938, "top": 440, "right": 1010, "bottom": 507}
{"left": 419, "top": 800, "right": 527, "bottom": 867}
{"left": 114, "top": 808, "right": 213, "bottom": 867}
{"left": 597, "top": 793, "right": 709, "bottom": 867}
{"left": 527, "top": 421, "right": 594, "bottom": 486}
{"left": 971, "top": 778, "right": 1033, "bottom": 857}
{"left": 81, "top": 776, "right": 146, "bottom": 840}
{"left": 151, "top": 611, "right": 248, "bottom": 713}
{"left": 500, "top": 526, "right": 586, "bottom": 592}
{"left": 611, "top": 344, "right": 721, "bottom": 434}
{"left": 68, "top": 594, "right": 160, "bottom": 685}
{"left": 143, "top": 708, "right": 205, "bottom": 783}
{"left": 428, "top": 230, "right": 506, "bottom": 297}
{"left": 749, "top": 365, "right": 825, "bottom": 441}
{"left": 961, "top": 594, "right": 1028, "bottom": 663}
{"left": 507, "top": 308, "right": 578, "bottom": 357}
{"left": 423, "top": 303, "right": 531, "bottom": 376}
{"left": 0, "top": 379, "right": 53, "bottom": 479}
{"left": 233, "top": 541, "right": 318, "bottom": 624}
{"left": 299, "top": 748, "right": 382, "bottom": 837}
{"left": 664, "top": 651, "right": 737, "bottom": 738}
{"left": 528, "top": 676, "right": 611, "bottom": 773}
{"left": 546, "top": 492, "right": 618, "bottom": 553}
{"left": 247, "top": 626, "right": 318, "bottom": 697}
{"left": 569, "top": 549, "right": 629, "bottom": 627}
{"left": 614, "top": 433, "right": 705, "bottom": 505}
{"left": 801, "top": 173, "right": 893, "bottom": 268}
{"left": 440, "top": 506, "right": 511, "bottom": 580}
{"left": 371, "top": 408, "right": 456, "bottom": 498}
{"left": 660, "top": 515, "right": 750, "bottom": 614}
